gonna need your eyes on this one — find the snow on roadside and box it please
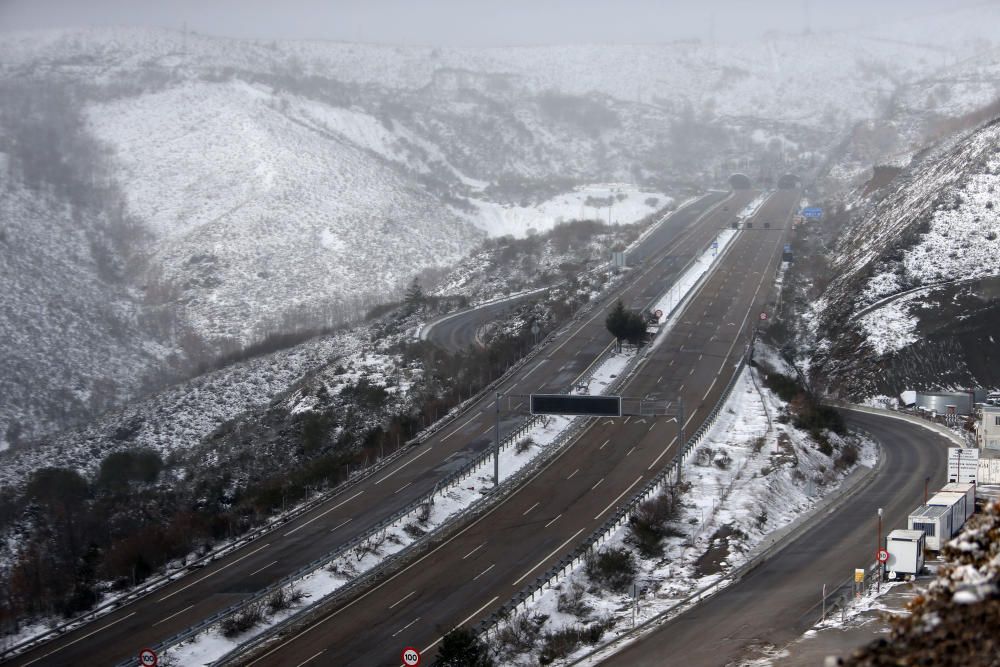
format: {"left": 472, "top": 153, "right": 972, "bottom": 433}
{"left": 488, "top": 366, "right": 874, "bottom": 665}
{"left": 160, "top": 196, "right": 746, "bottom": 664}
{"left": 161, "top": 354, "right": 620, "bottom": 665}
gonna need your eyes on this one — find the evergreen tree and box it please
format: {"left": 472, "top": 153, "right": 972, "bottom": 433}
{"left": 605, "top": 299, "right": 629, "bottom": 351}
{"left": 404, "top": 277, "right": 426, "bottom": 314}
{"left": 435, "top": 627, "right": 494, "bottom": 667}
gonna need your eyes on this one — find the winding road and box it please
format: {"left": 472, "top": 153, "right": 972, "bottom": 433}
{"left": 599, "top": 409, "right": 949, "bottom": 667}
{"left": 227, "top": 190, "right": 799, "bottom": 666}
{"left": 3, "top": 192, "right": 740, "bottom": 667}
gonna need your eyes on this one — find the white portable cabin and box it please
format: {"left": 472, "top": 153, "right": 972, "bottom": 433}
{"left": 908, "top": 504, "right": 953, "bottom": 551}
{"left": 928, "top": 492, "right": 968, "bottom": 533}
{"left": 885, "top": 529, "right": 925, "bottom": 576}
{"left": 940, "top": 482, "right": 976, "bottom": 521}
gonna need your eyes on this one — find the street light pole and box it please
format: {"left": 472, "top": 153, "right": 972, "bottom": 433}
{"left": 877, "top": 507, "right": 883, "bottom": 593}
{"left": 674, "top": 397, "right": 685, "bottom": 486}
{"left": 494, "top": 391, "right": 501, "bottom": 487}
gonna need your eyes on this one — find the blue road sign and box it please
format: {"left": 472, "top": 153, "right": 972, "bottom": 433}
{"left": 802, "top": 207, "right": 823, "bottom": 219}
{"left": 784, "top": 243, "right": 792, "bottom": 253}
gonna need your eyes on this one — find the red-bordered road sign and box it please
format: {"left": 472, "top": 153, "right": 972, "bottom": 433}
{"left": 654, "top": 309, "right": 664, "bottom": 320}
{"left": 876, "top": 549, "right": 889, "bottom": 563}
{"left": 759, "top": 312, "right": 768, "bottom": 321}
{"left": 139, "top": 648, "right": 158, "bottom": 667}
{"left": 402, "top": 646, "right": 421, "bottom": 666}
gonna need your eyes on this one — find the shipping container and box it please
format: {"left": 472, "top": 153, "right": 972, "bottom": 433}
{"left": 941, "top": 482, "right": 976, "bottom": 521}
{"left": 928, "top": 491, "right": 967, "bottom": 533}
{"left": 908, "top": 504, "right": 953, "bottom": 550}
{"left": 885, "top": 529, "right": 925, "bottom": 576}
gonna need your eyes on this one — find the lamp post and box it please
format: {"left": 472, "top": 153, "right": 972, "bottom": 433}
{"left": 494, "top": 392, "right": 501, "bottom": 487}
{"left": 877, "top": 507, "right": 883, "bottom": 593}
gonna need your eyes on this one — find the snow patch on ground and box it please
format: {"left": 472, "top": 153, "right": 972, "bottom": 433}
{"left": 858, "top": 297, "right": 920, "bottom": 356}
{"left": 488, "top": 366, "right": 873, "bottom": 665}
{"left": 463, "top": 185, "right": 670, "bottom": 238}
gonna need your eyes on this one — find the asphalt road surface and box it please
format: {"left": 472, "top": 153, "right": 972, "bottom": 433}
{"left": 600, "top": 410, "right": 950, "bottom": 667}
{"left": 4, "top": 191, "right": 744, "bottom": 667}
{"left": 233, "top": 190, "right": 800, "bottom": 666}
{"left": 421, "top": 288, "right": 549, "bottom": 355}
{"left": 421, "top": 192, "right": 731, "bottom": 355}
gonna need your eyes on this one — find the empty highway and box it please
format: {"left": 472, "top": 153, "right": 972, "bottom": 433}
{"left": 5, "top": 191, "right": 745, "bottom": 667}
{"left": 229, "top": 189, "right": 799, "bottom": 666}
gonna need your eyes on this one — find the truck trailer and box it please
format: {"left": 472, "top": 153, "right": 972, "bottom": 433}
{"left": 885, "top": 529, "right": 925, "bottom": 576}
{"left": 908, "top": 504, "right": 953, "bottom": 551}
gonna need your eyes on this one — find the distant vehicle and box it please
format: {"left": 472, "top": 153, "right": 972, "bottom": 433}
{"left": 987, "top": 391, "right": 1000, "bottom": 405}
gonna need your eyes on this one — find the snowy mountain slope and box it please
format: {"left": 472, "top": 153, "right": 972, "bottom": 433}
{"left": 86, "top": 79, "right": 482, "bottom": 343}
{"left": 811, "top": 117, "right": 1000, "bottom": 397}
{"left": 0, "top": 181, "right": 177, "bottom": 450}
{"left": 1, "top": 6, "right": 997, "bottom": 444}
{"left": 0, "top": 327, "right": 360, "bottom": 491}
{"left": 3, "top": 10, "right": 996, "bottom": 128}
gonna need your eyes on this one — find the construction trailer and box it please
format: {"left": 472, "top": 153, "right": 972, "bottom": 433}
{"left": 885, "top": 529, "right": 926, "bottom": 576}
{"left": 940, "top": 482, "right": 976, "bottom": 521}
{"left": 908, "top": 504, "right": 953, "bottom": 551}
{"left": 928, "top": 491, "right": 968, "bottom": 533}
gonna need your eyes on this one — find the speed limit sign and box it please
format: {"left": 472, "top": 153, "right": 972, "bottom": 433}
{"left": 401, "top": 647, "right": 421, "bottom": 666}
{"left": 759, "top": 312, "right": 768, "bottom": 321}
{"left": 139, "top": 648, "right": 158, "bottom": 667}
{"left": 876, "top": 549, "right": 889, "bottom": 563}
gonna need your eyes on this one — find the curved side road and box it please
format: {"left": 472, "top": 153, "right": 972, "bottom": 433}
{"left": 420, "top": 287, "right": 550, "bottom": 354}
{"left": 223, "top": 191, "right": 799, "bottom": 666}
{"left": 2, "top": 191, "right": 741, "bottom": 667}
{"left": 421, "top": 195, "right": 730, "bottom": 355}
{"left": 599, "top": 409, "right": 949, "bottom": 667}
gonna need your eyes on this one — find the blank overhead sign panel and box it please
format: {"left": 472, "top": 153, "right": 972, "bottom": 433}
{"left": 530, "top": 394, "right": 622, "bottom": 417}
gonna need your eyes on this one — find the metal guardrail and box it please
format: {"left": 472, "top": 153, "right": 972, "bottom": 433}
{"left": 4, "top": 194, "right": 729, "bottom": 664}
{"left": 211, "top": 412, "right": 601, "bottom": 666}
{"left": 110, "top": 409, "right": 548, "bottom": 667}
{"left": 0, "top": 420, "right": 426, "bottom": 663}
{"left": 474, "top": 349, "right": 751, "bottom": 641}
{"left": 206, "top": 195, "right": 744, "bottom": 666}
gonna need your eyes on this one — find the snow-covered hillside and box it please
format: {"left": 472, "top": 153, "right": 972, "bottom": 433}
{"left": 2, "top": 5, "right": 999, "bottom": 444}
{"left": 86, "top": 79, "right": 481, "bottom": 343}
{"left": 811, "top": 117, "right": 1000, "bottom": 397}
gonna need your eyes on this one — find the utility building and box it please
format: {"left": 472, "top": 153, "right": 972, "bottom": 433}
{"left": 978, "top": 404, "right": 1000, "bottom": 450}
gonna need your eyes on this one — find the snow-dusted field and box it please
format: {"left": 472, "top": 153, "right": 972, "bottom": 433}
{"left": 464, "top": 185, "right": 670, "bottom": 238}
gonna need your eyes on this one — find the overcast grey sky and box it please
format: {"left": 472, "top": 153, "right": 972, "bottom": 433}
{"left": 0, "top": 0, "right": 993, "bottom": 46}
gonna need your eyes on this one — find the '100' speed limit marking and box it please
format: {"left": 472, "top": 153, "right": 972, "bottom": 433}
{"left": 401, "top": 646, "right": 421, "bottom": 666}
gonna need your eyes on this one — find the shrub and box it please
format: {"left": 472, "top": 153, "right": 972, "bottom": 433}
{"left": 221, "top": 601, "right": 265, "bottom": 637}
{"left": 694, "top": 446, "right": 715, "bottom": 466}
{"left": 628, "top": 489, "right": 683, "bottom": 557}
{"left": 713, "top": 451, "right": 732, "bottom": 469}
{"left": 586, "top": 547, "right": 636, "bottom": 592}
{"left": 835, "top": 443, "right": 859, "bottom": 470}
{"left": 493, "top": 612, "right": 542, "bottom": 654}
{"left": 557, "top": 581, "right": 592, "bottom": 617}
{"left": 436, "top": 627, "right": 494, "bottom": 666}
{"left": 266, "top": 586, "right": 303, "bottom": 613}
{"left": 516, "top": 437, "right": 535, "bottom": 454}
{"left": 96, "top": 449, "right": 164, "bottom": 489}
{"left": 761, "top": 372, "right": 801, "bottom": 402}
{"left": 538, "top": 620, "right": 612, "bottom": 664}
